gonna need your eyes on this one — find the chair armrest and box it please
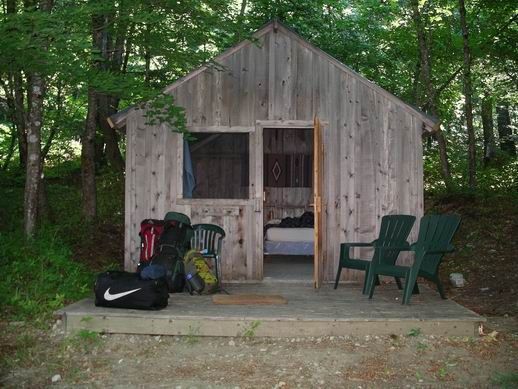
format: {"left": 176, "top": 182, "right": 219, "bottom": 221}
{"left": 370, "top": 243, "right": 410, "bottom": 266}
{"left": 377, "top": 243, "right": 411, "bottom": 252}
{"left": 340, "top": 242, "right": 374, "bottom": 248}
{"left": 410, "top": 243, "right": 455, "bottom": 255}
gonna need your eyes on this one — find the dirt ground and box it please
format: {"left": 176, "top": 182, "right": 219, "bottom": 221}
{"left": 1, "top": 196, "right": 516, "bottom": 387}
{"left": 1, "top": 316, "right": 517, "bottom": 388}
{"left": 431, "top": 195, "right": 518, "bottom": 317}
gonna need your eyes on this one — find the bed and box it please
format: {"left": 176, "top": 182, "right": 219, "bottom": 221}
{"left": 263, "top": 225, "right": 314, "bottom": 256}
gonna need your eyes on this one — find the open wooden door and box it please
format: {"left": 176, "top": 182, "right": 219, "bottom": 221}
{"left": 313, "top": 116, "right": 324, "bottom": 288}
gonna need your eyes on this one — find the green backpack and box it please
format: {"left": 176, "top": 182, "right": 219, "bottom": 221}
{"left": 184, "top": 250, "right": 218, "bottom": 294}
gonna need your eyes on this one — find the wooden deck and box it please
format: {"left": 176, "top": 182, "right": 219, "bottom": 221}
{"left": 57, "top": 283, "right": 484, "bottom": 337}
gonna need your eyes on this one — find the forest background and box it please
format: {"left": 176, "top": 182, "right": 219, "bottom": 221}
{"left": 0, "top": 0, "right": 516, "bottom": 322}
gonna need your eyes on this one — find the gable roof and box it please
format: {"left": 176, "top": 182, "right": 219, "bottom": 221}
{"left": 108, "top": 19, "right": 439, "bottom": 131}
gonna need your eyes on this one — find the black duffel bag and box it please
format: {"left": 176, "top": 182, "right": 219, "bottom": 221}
{"left": 94, "top": 271, "right": 169, "bottom": 310}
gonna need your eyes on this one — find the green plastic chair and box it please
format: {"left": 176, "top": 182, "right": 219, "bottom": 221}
{"left": 367, "top": 214, "right": 461, "bottom": 305}
{"left": 334, "top": 214, "right": 416, "bottom": 294}
{"left": 191, "top": 224, "right": 226, "bottom": 283}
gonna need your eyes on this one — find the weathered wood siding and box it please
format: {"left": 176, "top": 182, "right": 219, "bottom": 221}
{"left": 125, "top": 23, "right": 425, "bottom": 281}
{"left": 125, "top": 113, "right": 179, "bottom": 270}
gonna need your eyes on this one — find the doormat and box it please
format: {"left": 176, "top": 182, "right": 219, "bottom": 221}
{"left": 212, "top": 294, "right": 287, "bottom": 305}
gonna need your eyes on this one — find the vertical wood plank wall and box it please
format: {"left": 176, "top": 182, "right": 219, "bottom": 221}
{"left": 125, "top": 25, "right": 425, "bottom": 281}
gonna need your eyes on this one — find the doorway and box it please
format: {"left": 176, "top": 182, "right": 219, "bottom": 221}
{"left": 262, "top": 127, "right": 314, "bottom": 282}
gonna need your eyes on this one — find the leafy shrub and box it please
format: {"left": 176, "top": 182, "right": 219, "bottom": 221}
{"left": 0, "top": 228, "right": 94, "bottom": 323}
{"left": 424, "top": 144, "right": 518, "bottom": 196}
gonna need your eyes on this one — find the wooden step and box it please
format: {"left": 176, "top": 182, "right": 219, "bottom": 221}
{"left": 57, "top": 283, "right": 484, "bottom": 338}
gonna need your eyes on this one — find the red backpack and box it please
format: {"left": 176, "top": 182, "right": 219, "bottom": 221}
{"left": 139, "top": 219, "right": 165, "bottom": 262}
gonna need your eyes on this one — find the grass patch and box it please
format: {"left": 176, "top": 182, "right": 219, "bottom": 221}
{"left": 241, "top": 320, "right": 261, "bottom": 338}
{"left": 407, "top": 328, "right": 422, "bottom": 337}
{"left": 492, "top": 371, "right": 518, "bottom": 389}
{"left": 2, "top": 332, "right": 39, "bottom": 369}
{"left": 0, "top": 228, "right": 94, "bottom": 324}
{"left": 185, "top": 324, "right": 201, "bottom": 345}
{"left": 0, "top": 165, "right": 123, "bottom": 325}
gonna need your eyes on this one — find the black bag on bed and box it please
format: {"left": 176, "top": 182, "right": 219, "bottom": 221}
{"left": 94, "top": 271, "right": 169, "bottom": 310}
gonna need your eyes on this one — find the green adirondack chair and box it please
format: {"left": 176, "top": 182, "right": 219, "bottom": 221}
{"left": 191, "top": 223, "right": 226, "bottom": 283}
{"left": 366, "top": 214, "right": 461, "bottom": 305}
{"left": 334, "top": 214, "right": 416, "bottom": 294}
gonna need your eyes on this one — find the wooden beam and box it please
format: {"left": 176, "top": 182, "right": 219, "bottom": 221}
{"left": 190, "top": 134, "right": 223, "bottom": 153}
{"left": 107, "top": 106, "right": 133, "bottom": 130}
{"left": 188, "top": 126, "right": 254, "bottom": 133}
{"left": 256, "top": 120, "right": 320, "bottom": 128}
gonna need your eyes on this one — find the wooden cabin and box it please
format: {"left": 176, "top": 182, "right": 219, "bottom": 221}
{"left": 110, "top": 20, "right": 439, "bottom": 287}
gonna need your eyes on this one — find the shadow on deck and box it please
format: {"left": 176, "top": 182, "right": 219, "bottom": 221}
{"left": 57, "top": 283, "right": 484, "bottom": 337}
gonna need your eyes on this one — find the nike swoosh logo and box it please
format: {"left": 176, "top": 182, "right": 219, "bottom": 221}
{"left": 104, "top": 287, "right": 142, "bottom": 301}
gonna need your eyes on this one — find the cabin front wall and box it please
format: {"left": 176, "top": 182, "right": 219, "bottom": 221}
{"left": 125, "top": 27, "right": 424, "bottom": 282}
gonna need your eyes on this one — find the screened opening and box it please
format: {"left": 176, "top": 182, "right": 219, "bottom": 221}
{"left": 186, "top": 133, "right": 249, "bottom": 199}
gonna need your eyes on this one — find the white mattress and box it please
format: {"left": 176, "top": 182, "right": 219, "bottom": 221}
{"left": 264, "top": 240, "right": 314, "bottom": 255}
{"left": 265, "top": 227, "right": 314, "bottom": 242}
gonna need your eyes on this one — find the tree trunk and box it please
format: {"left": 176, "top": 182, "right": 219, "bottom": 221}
{"left": 94, "top": 134, "right": 105, "bottom": 168}
{"left": 239, "top": 0, "right": 247, "bottom": 17}
{"left": 81, "top": 87, "right": 98, "bottom": 220}
{"left": 410, "top": 0, "right": 453, "bottom": 190}
{"left": 459, "top": 0, "right": 477, "bottom": 189}
{"left": 496, "top": 102, "right": 516, "bottom": 156}
{"left": 97, "top": 93, "right": 124, "bottom": 171}
{"left": 40, "top": 80, "right": 62, "bottom": 163}
{"left": 5, "top": 0, "right": 28, "bottom": 168}
{"left": 24, "top": 74, "right": 45, "bottom": 237}
{"left": 481, "top": 91, "right": 497, "bottom": 165}
{"left": 23, "top": 0, "right": 53, "bottom": 237}
{"left": 13, "top": 72, "right": 28, "bottom": 168}
{"left": 1, "top": 126, "right": 17, "bottom": 171}
{"left": 435, "top": 130, "right": 452, "bottom": 186}
{"left": 411, "top": 0, "right": 434, "bottom": 110}
{"left": 81, "top": 6, "right": 106, "bottom": 220}
{"left": 4, "top": 0, "right": 28, "bottom": 168}
{"left": 411, "top": 60, "right": 421, "bottom": 104}
{"left": 84, "top": 3, "right": 125, "bottom": 172}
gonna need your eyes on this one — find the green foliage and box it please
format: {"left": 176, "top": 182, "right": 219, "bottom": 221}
{"left": 0, "top": 0, "right": 516, "bottom": 330}
{"left": 492, "top": 371, "right": 518, "bottom": 389}
{"left": 63, "top": 329, "right": 102, "bottom": 354}
{"left": 1, "top": 332, "right": 39, "bottom": 369}
{"left": 75, "top": 329, "right": 100, "bottom": 343}
{"left": 0, "top": 228, "right": 94, "bottom": 322}
{"left": 424, "top": 144, "right": 518, "bottom": 196}
{"left": 186, "top": 324, "right": 201, "bottom": 345}
{"left": 142, "top": 93, "right": 190, "bottom": 138}
{"left": 96, "top": 168, "right": 125, "bottom": 227}
{"left": 416, "top": 341, "right": 428, "bottom": 351}
{"left": 407, "top": 328, "right": 422, "bottom": 337}
{"left": 241, "top": 320, "right": 261, "bottom": 338}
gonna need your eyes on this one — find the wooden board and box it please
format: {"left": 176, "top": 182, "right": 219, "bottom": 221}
{"left": 212, "top": 294, "right": 287, "bottom": 305}
{"left": 59, "top": 284, "right": 483, "bottom": 337}
{"left": 313, "top": 116, "right": 324, "bottom": 288}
